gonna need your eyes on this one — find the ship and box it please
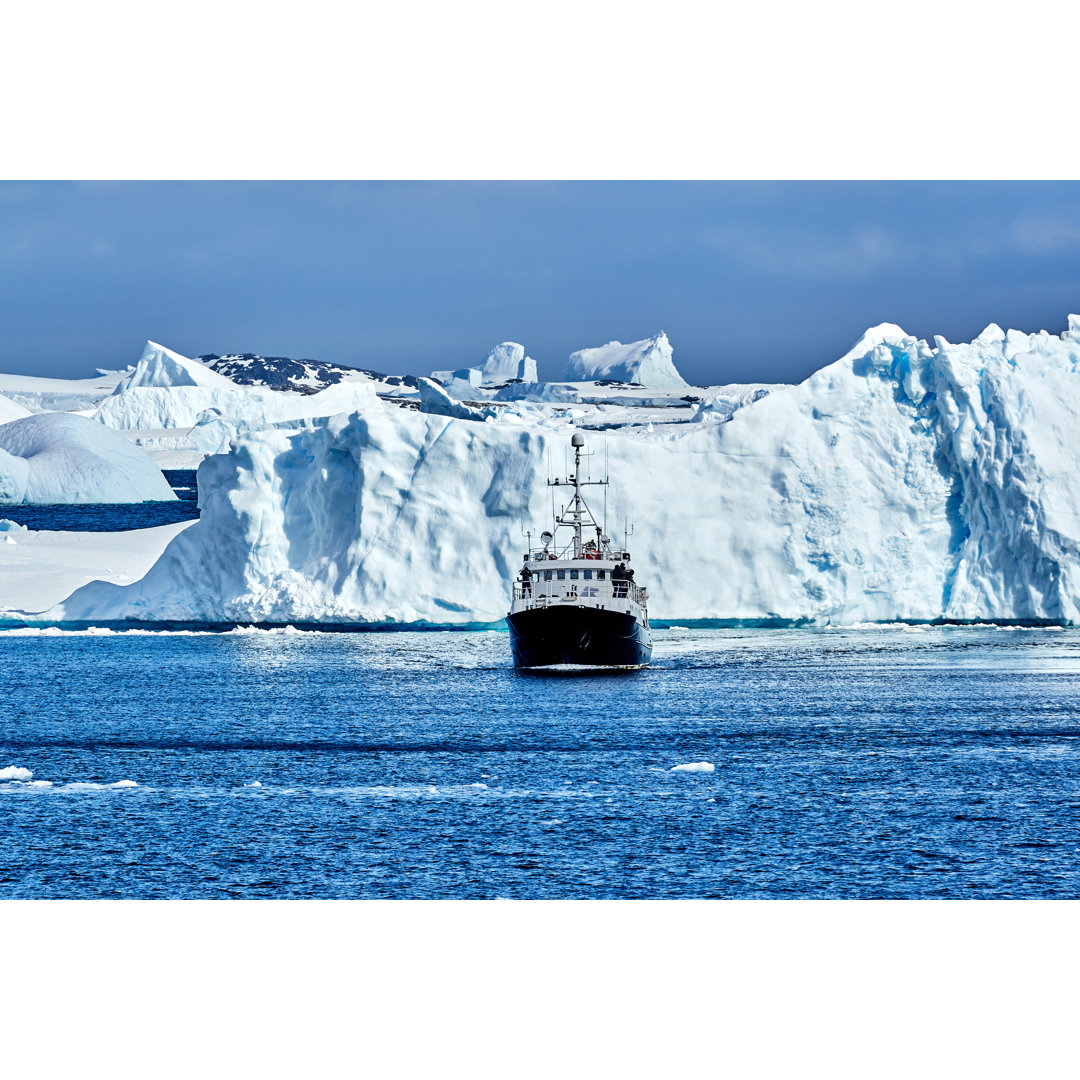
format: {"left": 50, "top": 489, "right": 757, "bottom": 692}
{"left": 507, "top": 432, "right": 653, "bottom": 670}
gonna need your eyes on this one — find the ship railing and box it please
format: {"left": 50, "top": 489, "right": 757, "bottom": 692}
{"left": 513, "top": 580, "right": 648, "bottom": 607}
{"left": 523, "top": 548, "right": 631, "bottom": 564}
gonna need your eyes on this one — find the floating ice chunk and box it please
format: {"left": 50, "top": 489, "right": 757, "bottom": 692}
{"left": 246, "top": 781, "right": 263, "bottom": 787}
{"left": 671, "top": 762, "right": 716, "bottom": 773}
{"left": 111, "top": 780, "right": 138, "bottom": 788}
{"left": 471, "top": 782, "right": 488, "bottom": 789}
{"left": 0, "top": 766, "right": 33, "bottom": 781}
{"left": 0, "top": 519, "right": 29, "bottom": 532}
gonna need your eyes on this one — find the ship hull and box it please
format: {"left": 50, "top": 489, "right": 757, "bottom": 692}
{"left": 507, "top": 604, "right": 652, "bottom": 669}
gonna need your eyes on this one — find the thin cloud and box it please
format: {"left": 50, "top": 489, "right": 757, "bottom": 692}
{"left": 1010, "top": 215, "right": 1080, "bottom": 254}
{"left": 700, "top": 225, "right": 902, "bottom": 278}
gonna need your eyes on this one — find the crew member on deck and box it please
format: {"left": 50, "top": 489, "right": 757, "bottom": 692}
{"left": 521, "top": 564, "right": 533, "bottom": 596}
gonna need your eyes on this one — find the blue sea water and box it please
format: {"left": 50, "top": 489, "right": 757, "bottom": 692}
{"left": 1, "top": 470, "right": 199, "bottom": 531}
{"left": 2, "top": 624, "right": 1079, "bottom": 899}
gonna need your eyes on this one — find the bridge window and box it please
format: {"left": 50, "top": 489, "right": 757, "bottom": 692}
{"left": 544, "top": 570, "right": 552, "bottom": 582}
{"left": 597, "top": 570, "right": 606, "bottom": 580}
{"left": 570, "top": 570, "right": 579, "bottom": 580}
{"left": 583, "top": 569, "right": 592, "bottom": 580}
{"left": 557, "top": 569, "right": 565, "bottom": 580}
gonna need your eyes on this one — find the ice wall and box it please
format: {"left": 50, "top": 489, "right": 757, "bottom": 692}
{"left": 44, "top": 314, "right": 1080, "bottom": 625}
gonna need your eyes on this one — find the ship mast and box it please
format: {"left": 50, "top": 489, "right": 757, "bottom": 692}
{"left": 549, "top": 432, "right": 606, "bottom": 558}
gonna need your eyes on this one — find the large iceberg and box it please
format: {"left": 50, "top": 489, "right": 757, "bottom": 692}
{"left": 0, "top": 413, "right": 176, "bottom": 505}
{"left": 33, "top": 313, "right": 1080, "bottom": 626}
{"left": 564, "top": 332, "right": 688, "bottom": 388}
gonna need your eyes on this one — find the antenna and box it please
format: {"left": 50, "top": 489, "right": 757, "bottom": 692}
{"left": 603, "top": 438, "right": 609, "bottom": 535}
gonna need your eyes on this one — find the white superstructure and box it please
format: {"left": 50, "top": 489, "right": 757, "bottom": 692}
{"left": 510, "top": 432, "right": 649, "bottom": 629}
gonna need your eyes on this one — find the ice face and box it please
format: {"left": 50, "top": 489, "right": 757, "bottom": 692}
{"left": 0, "top": 412, "right": 176, "bottom": 505}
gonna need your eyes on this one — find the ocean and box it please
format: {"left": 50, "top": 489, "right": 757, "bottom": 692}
{"left": 2, "top": 624, "right": 1079, "bottom": 899}
{"left": 0, "top": 470, "right": 199, "bottom": 531}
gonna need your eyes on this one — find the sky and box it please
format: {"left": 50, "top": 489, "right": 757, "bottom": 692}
{"left": 2, "top": 180, "right": 1080, "bottom": 386}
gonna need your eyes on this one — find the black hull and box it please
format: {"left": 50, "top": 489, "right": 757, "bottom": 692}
{"left": 507, "top": 604, "right": 652, "bottom": 669}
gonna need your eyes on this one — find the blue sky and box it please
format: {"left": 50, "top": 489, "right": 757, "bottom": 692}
{"left": 2, "top": 181, "right": 1080, "bottom": 385}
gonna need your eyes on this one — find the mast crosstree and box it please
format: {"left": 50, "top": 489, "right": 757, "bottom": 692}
{"left": 549, "top": 431, "right": 608, "bottom": 558}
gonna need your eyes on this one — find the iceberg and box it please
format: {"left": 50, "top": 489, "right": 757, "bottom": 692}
{"left": 0, "top": 412, "right": 176, "bottom": 505}
{"left": 30, "top": 312, "right": 1080, "bottom": 628}
{"left": 432, "top": 342, "right": 538, "bottom": 387}
{"left": 479, "top": 342, "right": 538, "bottom": 384}
{"left": 564, "top": 332, "right": 688, "bottom": 388}
{"left": 113, "top": 341, "right": 237, "bottom": 391}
